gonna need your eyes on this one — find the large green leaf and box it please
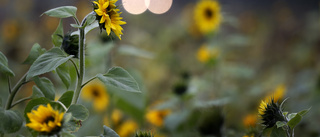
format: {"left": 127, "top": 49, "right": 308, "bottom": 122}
{"left": 0, "top": 51, "right": 15, "bottom": 76}
{"left": 270, "top": 126, "right": 286, "bottom": 137}
{"left": 100, "top": 125, "right": 119, "bottom": 137}
{"left": 57, "top": 63, "right": 71, "bottom": 89}
{"left": 52, "top": 19, "right": 64, "bottom": 47}
{"left": 67, "top": 104, "right": 89, "bottom": 121}
{"left": 23, "top": 43, "right": 46, "bottom": 64}
{"left": 287, "top": 113, "right": 302, "bottom": 129}
{"left": 61, "top": 132, "right": 76, "bottom": 137}
{"left": 71, "top": 21, "right": 99, "bottom": 36}
{"left": 31, "top": 85, "right": 45, "bottom": 99}
{"left": 0, "top": 109, "right": 23, "bottom": 133}
{"left": 33, "top": 77, "right": 55, "bottom": 100}
{"left": 58, "top": 91, "right": 74, "bottom": 108}
{"left": 42, "top": 6, "right": 77, "bottom": 18}
{"left": 27, "top": 48, "right": 73, "bottom": 79}
{"left": 97, "top": 67, "right": 141, "bottom": 93}
{"left": 276, "top": 121, "right": 286, "bottom": 128}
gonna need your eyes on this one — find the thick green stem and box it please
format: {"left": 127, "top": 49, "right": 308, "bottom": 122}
{"left": 5, "top": 73, "right": 27, "bottom": 110}
{"left": 71, "top": 12, "right": 93, "bottom": 105}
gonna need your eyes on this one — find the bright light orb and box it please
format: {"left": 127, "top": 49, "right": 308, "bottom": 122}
{"left": 147, "top": 0, "right": 172, "bottom": 14}
{"left": 122, "top": 0, "right": 148, "bottom": 15}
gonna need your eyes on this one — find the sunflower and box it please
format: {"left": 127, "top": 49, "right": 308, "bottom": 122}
{"left": 194, "top": 0, "right": 221, "bottom": 35}
{"left": 117, "top": 120, "right": 138, "bottom": 137}
{"left": 196, "top": 45, "right": 219, "bottom": 63}
{"left": 93, "top": 0, "right": 126, "bottom": 40}
{"left": 26, "top": 104, "right": 64, "bottom": 134}
{"left": 146, "top": 109, "right": 171, "bottom": 127}
{"left": 243, "top": 113, "right": 257, "bottom": 128}
{"left": 81, "top": 80, "right": 109, "bottom": 112}
{"left": 258, "top": 99, "right": 285, "bottom": 128}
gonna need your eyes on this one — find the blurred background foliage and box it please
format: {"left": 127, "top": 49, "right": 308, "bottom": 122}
{"left": 0, "top": 0, "right": 320, "bottom": 136}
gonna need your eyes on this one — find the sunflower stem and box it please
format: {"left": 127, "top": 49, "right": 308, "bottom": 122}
{"left": 5, "top": 72, "right": 28, "bottom": 110}
{"left": 71, "top": 12, "right": 93, "bottom": 105}
{"left": 81, "top": 76, "right": 97, "bottom": 88}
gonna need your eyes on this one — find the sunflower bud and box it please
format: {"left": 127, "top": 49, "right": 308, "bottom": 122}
{"left": 60, "top": 33, "right": 79, "bottom": 58}
{"left": 258, "top": 98, "right": 286, "bottom": 128}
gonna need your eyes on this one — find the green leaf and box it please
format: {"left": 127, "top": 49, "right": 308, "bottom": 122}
{"left": 61, "top": 132, "right": 76, "bottom": 137}
{"left": 0, "top": 51, "right": 15, "bottom": 76}
{"left": 57, "top": 63, "right": 71, "bottom": 89}
{"left": 71, "top": 21, "right": 99, "bottom": 36}
{"left": 27, "top": 48, "right": 73, "bottom": 79}
{"left": 287, "top": 113, "right": 297, "bottom": 120}
{"left": 84, "top": 13, "right": 96, "bottom": 27}
{"left": 276, "top": 121, "right": 286, "bottom": 128}
{"left": 100, "top": 125, "right": 119, "bottom": 137}
{"left": 64, "top": 118, "right": 82, "bottom": 133}
{"left": 42, "top": 6, "right": 77, "bottom": 18}
{"left": 97, "top": 67, "right": 141, "bottom": 93}
{"left": 287, "top": 113, "right": 302, "bottom": 129}
{"left": 0, "top": 109, "right": 23, "bottom": 133}
{"left": 270, "top": 126, "right": 286, "bottom": 137}
{"left": 52, "top": 19, "right": 64, "bottom": 47}
{"left": 118, "top": 45, "right": 154, "bottom": 59}
{"left": 24, "top": 97, "right": 65, "bottom": 122}
{"left": 282, "top": 111, "right": 288, "bottom": 117}
{"left": 23, "top": 43, "right": 46, "bottom": 64}
{"left": 298, "top": 107, "right": 311, "bottom": 117}
{"left": 31, "top": 85, "right": 45, "bottom": 98}
{"left": 70, "top": 24, "right": 82, "bottom": 28}
{"left": 58, "top": 91, "right": 74, "bottom": 108}
{"left": 33, "top": 77, "right": 55, "bottom": 100}
{"left": 67, "top": 104, "right": 89, "bottom": 121}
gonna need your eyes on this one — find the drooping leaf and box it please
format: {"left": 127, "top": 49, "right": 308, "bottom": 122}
{"left": 83, "top": 13, "right": 96, "bottom": 27}
{"left": 52, "top": 19, "right": 64, "bottom": 47}
{"left": 97, "top": 67, "right": 141, "bottom": 93}
{"left": 27, "top": 48, "right": 73, "bottom": 79}
{"left": 23, "top": 43, "right": 46, "bottom": 64}
{"left": 0, "top": 51, "right": 15, "bottom": 76}
{"left": 0, "top": 109, "right": 23, "bottom": 133}
{"left": 42, "top": 6, "right": 77, "bottom": 18}
{"left": 100, "top": 125, "right": 119, "bottom": 137}
{"left": 298, "top": 107, "right": 311, "bottom": 117}
{"left": 58, "top": 91, "right": 74, "bottom": 108}
{"left": 33, "top": 77, "right": 55, "bottom": 100}
{"left": 31, "top": 85, "right": 45, "bottom": 99}
{"left": 287, "top": 113, "right": 302, "bottom": 129}
{"left": 57, "top": 63, "right": 71, "bottom": 89}
{"left": 67, "top": 104, "right": 89, "bottom": 121}
{"left": 276, "top": 121, "right": 286, "bottom": 128}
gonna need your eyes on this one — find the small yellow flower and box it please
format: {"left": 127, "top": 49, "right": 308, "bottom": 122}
{"left": 243, "top": 114, "right": 257, "bottom": 128}
{"left": 116, "top": 120, "right": 138, "bottom": 137}
{"left": 1, "top": 19, "right": 20, "bottom": 43}
{"left": 93, "top": 0, "right": 126, "bottom": 40}
{"left": 194, "top": 0, "right": 221, "bottom": 34}
{"left": 197, "top": 45, "right": 219, "bottom": 63}
{"left": 146, "top": 109, "right": 170, "bottom": 127}
{"left": 26, "top": 104, "right": 64, "bottom": 133}
{"left": 111, "top": 109, "right": 123, "bottom": 125}
{"left": 81, "top": 80, "right": 109, "bottom": 112}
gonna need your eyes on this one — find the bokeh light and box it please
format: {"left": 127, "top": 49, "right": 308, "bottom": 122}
{"left": 147, "top": 0, "right": 172, "bottom": 14}
{"left": 122, "top": 0, "right": 149, "bottom": 15}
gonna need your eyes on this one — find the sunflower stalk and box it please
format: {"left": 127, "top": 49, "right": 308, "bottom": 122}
{"left": 5, "top": 72, "right": 28, "bottom": 110}
{"left": 71, "top": 12, "right": 94, "bottom": 105}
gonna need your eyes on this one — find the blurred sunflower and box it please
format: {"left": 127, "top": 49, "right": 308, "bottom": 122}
{"left": 258, "top": 99, "right": 285, "bottom": 128}
{"left": 81, "top": 80, "right": 109, "bottom": 112}
{"left": 111, "top": 109, "right": 123, "bottom": 125}
{"left": 117, "top": 120, "right": 138, "bottom": 137}
{"left": 196, "top": 45, "right": 219, "bottom": 63}
{"left": 26, "top": 104, "right": 64, "bottom": 134}
{"left": 263, "top": 84, "right": 286, "bottom": 103}
{"left": 146, "top": 109, "right": 171, "bottom": 127}
{"left": 93, "top": 0, "right": 126, "bottom": 40}
{"left": 194, "top": 0, "right": 221, "bottom": 35}
{"left": 1, "top": 19, "right": 20, "bottom": 43}
{"left": 242, "top": 113, "right": 257, "bottom": 128}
